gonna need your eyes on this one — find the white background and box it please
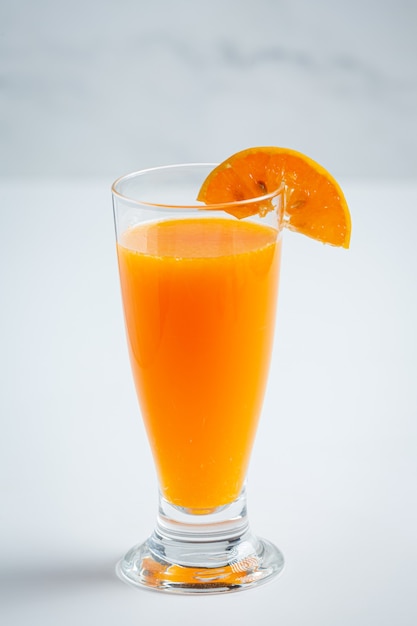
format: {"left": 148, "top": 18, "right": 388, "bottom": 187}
{"left": 1, "top": 0, "right": 416, "bottom": 179}
{"left": 1, "top": 1, "right": 416, "bottom": 624}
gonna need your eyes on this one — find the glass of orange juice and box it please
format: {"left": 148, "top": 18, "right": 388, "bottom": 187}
{"left": 112, "top": 164, "right": 285, "bottom": 593}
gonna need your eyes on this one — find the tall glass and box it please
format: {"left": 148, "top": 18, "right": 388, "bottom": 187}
{"left": 112, "top": 164, "right": 285, "bottom": 593}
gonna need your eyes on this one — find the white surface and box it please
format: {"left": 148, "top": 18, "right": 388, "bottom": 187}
{"left": 1, "top": 179, "right": 416, "bottom": 624}
{"left": 1, "top": 0, "right": 417, "bottom": 179}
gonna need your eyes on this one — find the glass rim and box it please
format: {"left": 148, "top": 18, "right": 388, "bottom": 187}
{"left": 111, "top": 163, "right": 285, "bottom": 210}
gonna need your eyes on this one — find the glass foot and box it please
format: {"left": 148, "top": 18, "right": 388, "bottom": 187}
{"left": 117, "top": 492, "right": 284, "bottom": 594}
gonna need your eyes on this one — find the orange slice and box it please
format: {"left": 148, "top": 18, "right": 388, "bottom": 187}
{"left": 197, "top": 147, "right": 351, "bottom": 248}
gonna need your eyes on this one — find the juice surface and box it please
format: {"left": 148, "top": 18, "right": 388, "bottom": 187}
{"left": 117, "top": 218, "right": 281, "bottom": 511}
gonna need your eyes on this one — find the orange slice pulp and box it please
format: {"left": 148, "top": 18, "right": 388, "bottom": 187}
{"left": 197, "top": 147, "right": 351, "bottom": 248}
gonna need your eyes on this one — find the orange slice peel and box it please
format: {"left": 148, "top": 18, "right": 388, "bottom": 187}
{"left": 197, "top": 147, "right": 351, "bottom": 248}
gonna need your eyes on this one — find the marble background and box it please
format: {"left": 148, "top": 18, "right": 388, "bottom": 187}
{"left": 1, "top": 0, "right": 416, "bottom": 180}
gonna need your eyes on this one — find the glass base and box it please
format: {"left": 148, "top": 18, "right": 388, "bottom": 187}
{"left": 117, "top": 491, "right": 284, "bottom": 594}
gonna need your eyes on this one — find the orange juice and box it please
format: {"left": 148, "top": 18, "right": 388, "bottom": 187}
{"left": 117, "top": 217, "right": 281, "bottom": 511}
